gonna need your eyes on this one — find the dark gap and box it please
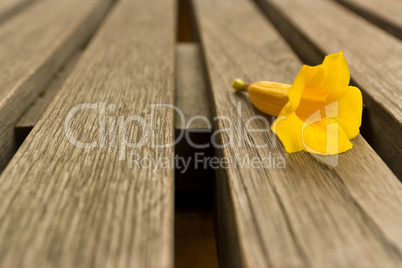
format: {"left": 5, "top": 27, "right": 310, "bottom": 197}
{"left": 185, "top": 1, "right": 236, "bottom": 265}
{"left": 177, "top": 0, "right": 196, "bottom": 42}
{"left": 175, "top": 130, "right": 214, "bottom": 193}
{"left": 175, "top": 206, "right": 218, "bottom": 268}
{"left": 175, "top": 1, "right": 220, "bottom": 265}
{"left": 14, "top": 127, "right": 32, "bottom": 148}
{"left": 174, "top": 130, "right": 219, "bottom": 268}
{"left": 334, "top": 0, "right": 402, "bottom": 41}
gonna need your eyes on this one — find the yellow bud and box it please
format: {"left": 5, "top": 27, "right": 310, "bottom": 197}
{"left": 247, "top": 81, "right": 291, "bottom": 116}
{"left": 232, "top": 78, "right": 247, "bottom": 92}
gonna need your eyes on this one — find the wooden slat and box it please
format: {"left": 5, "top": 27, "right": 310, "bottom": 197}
{"left": 0, "top": 0, "right": 176, "bottom": 267}
{"left": 0, "top": 0, "right": 113, "bottom": 171}
{"left": 15, "top": 51, "right": 83, "bottom": 145}
{"left": 255, "top": 0, "right": 402, "bottom": 178}
{"left": 335, "top": 0, "right": 402, "bottom": 39}
{"left": 0, "top": 0, "right": 34, "bottom": 25}
{"left": 192, "top": 0, "right": 402, "bottom": 267}
{"left": 175, "top": 43, "right": 212, "bottom": 129}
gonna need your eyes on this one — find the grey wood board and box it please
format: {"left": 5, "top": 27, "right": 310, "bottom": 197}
{"left": 0, "top": 0, "right": 176, "bottom": 267}
{"left": 16, "top": 51, "right": 83, "bottom": 129}
{"left": 175, "top": 43, "right": 212, "bottom": 129}
{"left": 335, "top": 0, "right": 402, "bottom": 39}
{"left": 0, "top": 0, "right": 35, "bottom": 25}
{"left": 0, "top": 0, "right": 113, "bottom": 171}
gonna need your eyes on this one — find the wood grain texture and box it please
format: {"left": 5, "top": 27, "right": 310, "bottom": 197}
{"left": 192, "top": 0, "right": 402, "bottom": 266}
{"left": 0, "top": 0, "right": 35, "bottom": 25}
{"left": 16, "top": 51, "right": 83, "bottom": 131}
{"left": 335, "top": 0, "right": 402, "bottom": 39}
{"left": 0, "top": 0, "right": 176, "bottom": 267}
{"left": 255, "top": 0, "right": 402, "bottom": 178}
{"left": 0, "top": 0, "right": 113, "bottom": 171}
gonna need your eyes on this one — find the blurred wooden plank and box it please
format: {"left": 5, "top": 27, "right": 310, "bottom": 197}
{"left": 256, "top": 0, "right": 402, "bottom": 178}
{"left": 0, "top": 0, "right": 176, "bottom": 267}
{"left": 0, "top": 0, "right": 113, "bottom": 171}
{"left": 335, "top": 0, "right": 402, "bottom": 39}
{"left": 192, "top": 0, "right": 402, "bottom": 266}
{"left": 0, "top": 0, "right": 34, "bottom": 24}
{"left": 175, "top": 43, "right": 212, "bottom": 129}
{"left": 15, "top": 51, "right": 83, "bottom": 145}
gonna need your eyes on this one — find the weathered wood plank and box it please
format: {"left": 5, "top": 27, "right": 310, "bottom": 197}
{"left": 175, "top": 43, "right": 212, "bottom": 129}
{"left": 15, "top": 51, "right": 83, "bottom": 145}
{"left": 0, "top": 0, "right": 113, "bottom": 171}
{"left": 15, "top": 44, "right": 211, "bottom": 138}
{"left": 192, "top": 0, "right": 402, "bottom": 266}
{"left": 0, "top": 0, "right": 176, "bottom": 267}
{"left": 0, "top": 0, "right": 34, "bottom": 25}
{"left": 255, "top": 0, "right": 402, "bottom": 178}
{"left": 335, "top": 0, "right": 402, "bottom": 39}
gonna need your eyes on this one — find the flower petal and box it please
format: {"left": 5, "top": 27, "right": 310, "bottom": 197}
{"left": 287, "top": 66, "right": 308, "bottom": 110}
{"left": 303, "top": 51, "right": 350, "bottom": 97}
{"left": 271, "top": 108, "right": 304, "bottom": 153}
{"left": 320, "top": 51, "right": 350, "bottom": 91}
{"left": 268, "top": 51, "right": 359, "bottom": 155}
{"left": 326, "top": 86, "right": 363, "bottom": 139}
{"left": 302, "top": 119, "right": 352, "bottom": 155}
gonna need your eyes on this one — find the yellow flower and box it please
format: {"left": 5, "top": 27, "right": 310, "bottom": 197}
{"left": 233, "top": 51, "right": 362, "bottom": 155}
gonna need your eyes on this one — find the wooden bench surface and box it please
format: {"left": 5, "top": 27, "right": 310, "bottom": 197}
{"left": 335, "top": 0, "right": 402, "bottom": 39}
{"left": 193, "top": 0, "right": 402, "bottom": 266}
{"left": 0, "top": 0, "right": 176, "bottom": 267}
{"left": 0, "top": 0, "right": 113, "bottom": 171}
{"left": 15, "top": 51, "right": 83, "bottom": 134}
{"left": 0, "top": 0, "right": 400, "bottom": 267}
{"left": 0, "top": 0, "right": 34, "bottom": 24}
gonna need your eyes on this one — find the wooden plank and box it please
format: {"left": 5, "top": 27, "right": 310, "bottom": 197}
{"left": 0, "top": 0, "right": 34, "bottom": 25}
{"left": 335, "top": 0, "right": 402, "bottom": 39}
{"left": 15, "top": 51, "right": 83, "bottom": 145}
{"left": 255, "top": 0, "right": 402, "bottom": 178}
{"left": 0, "top": 0, "right": 113, "bottom": 171}
{"left": 0, "top": 0, "right": 176, "bottom": 267}
{"left": 192, "top": 0, "right": 402, "bottom": 266}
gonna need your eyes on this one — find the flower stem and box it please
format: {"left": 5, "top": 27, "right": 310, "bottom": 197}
{"left": 232, "top": 78, "right": 249, "bottom": 92}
